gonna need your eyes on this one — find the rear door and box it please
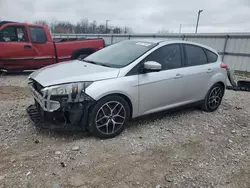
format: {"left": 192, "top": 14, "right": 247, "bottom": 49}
{"left": 138, "top": 43, "right": 186, "bottom": 115}
{"left": 0, "top": 25, "right": 34, "bottom": 70}
{"left": 28, "top": 26, "right": 55, "bottom": 68}
{"left": 181, "top": 44, "right": 216, "bottom": 103}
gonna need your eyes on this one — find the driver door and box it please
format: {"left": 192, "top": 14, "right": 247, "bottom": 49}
{"left": 138, "top": 44, "right": 185, "bottom": 115}
{"left": 0, "top": 25, "right": 34, "bottom": 70}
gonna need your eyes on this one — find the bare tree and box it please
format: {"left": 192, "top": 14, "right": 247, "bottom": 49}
{"left": 53, "top": 21, "right": 74, "bottom": 33}
{"left": 89, "top": 21, "right": 97, "bottom": 33}
{"left": 97, "top": 24, "right": 106, "bottom": 34}
{"left": 122, "top": 26, "right": 133, "bottom": 34}
{"left": 157, "top": 29, "right": 171, "bottom": 34}
{"left": 33, "top": 19, "right": 132, "bottom": 34}
{"left": 34, "top": 20, "right": 49, "bottom": 27}
{"left": 113, "top": 27, "right": 122, "bottom": 34}
{"left": 50, "top": 20, "right": 57, "bottom": 33}
{"left": 75, "top": 19, "right": 89, "bottom": 34}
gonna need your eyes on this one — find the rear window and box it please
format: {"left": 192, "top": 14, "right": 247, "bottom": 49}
{"left": 205, "top": 49, "right": 218, "bottom": 62}
{"left": 29, "top": 27, "right": 47, "bottom": 43}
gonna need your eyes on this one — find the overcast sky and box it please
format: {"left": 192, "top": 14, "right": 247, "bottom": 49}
{"left": 0, "top": 0, "right": 250, "bottom": 33}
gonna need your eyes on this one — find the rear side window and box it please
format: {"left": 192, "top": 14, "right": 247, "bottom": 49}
{"left": 205, "top": 49, "right": 218, "bottom": 62}
{"left": 184, "top": 44, "right": 207, "bottom": 66}
{"left": 29, "top": 27, "right": 47, "bottom": 43}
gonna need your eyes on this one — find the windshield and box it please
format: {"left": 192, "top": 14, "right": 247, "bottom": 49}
{"left": 83, "top": 40, "right": 157, "bottom": 68}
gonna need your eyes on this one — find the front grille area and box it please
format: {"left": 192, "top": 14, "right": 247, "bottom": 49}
{"left": 28, "top": 79, "right": 61, "bottom": 112}
{"left": 32, "top": 80, "right": 44, "bottom": 95}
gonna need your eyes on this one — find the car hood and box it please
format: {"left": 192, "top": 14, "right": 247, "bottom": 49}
{"left": 29, "top": 60, "right": 120, "bottom": 87}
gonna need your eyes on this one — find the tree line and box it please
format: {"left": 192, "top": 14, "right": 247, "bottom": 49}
{"left": 34, "top": 19, "right": 133, "bottom": 34}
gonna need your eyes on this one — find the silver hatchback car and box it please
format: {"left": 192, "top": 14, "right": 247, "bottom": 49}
{"left": 27, "top": 39, "right": 228, "bottom": 138}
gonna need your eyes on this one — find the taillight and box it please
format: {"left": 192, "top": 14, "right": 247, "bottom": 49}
{"left": 220, "top": 62, "right": 228, "bottom": 70}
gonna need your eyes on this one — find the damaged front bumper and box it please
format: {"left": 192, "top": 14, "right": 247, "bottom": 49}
{"left": 26, "top": 81, "right": 95, "bottom": 131}
{"left": 28, "top": 83, "right": 61, "bottom": 112}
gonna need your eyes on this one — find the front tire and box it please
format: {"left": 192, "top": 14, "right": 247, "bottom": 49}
{"left": 88, "top": 95, "right": 130, "bottom": 139}
{"left": 201, "top": 83, "right": 224, "bottom": 112}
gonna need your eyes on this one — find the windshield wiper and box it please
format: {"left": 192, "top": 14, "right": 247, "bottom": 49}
{"left": 83, "top": 60, "right": 111, "bottom": 67}
{"left": 83, "top": 60, "right": 98, "bottom": 65}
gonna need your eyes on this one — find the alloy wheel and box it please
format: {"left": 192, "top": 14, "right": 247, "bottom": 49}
{"left": 95, "top": 101, "right": 126, "bottom": 135}
{"left": 208, "top": 86, "right": 222, "bottom": 110}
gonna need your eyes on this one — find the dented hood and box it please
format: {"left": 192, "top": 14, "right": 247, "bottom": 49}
{"left": 29, "top": 60, "right": 120, "bottom": 87}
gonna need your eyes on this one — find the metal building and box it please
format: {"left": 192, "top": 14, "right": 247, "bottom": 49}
{"left": 53, "top": 33, "right": 250, "bottom": 73}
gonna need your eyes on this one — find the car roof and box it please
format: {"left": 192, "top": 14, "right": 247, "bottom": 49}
{"left": 128, "top": 38, "right": 169, "bottom": 44}
{"left": 128, "top": 38, "right": 218, "bottom": 54}
{"left": 163, "top": 40, "right": 218, "bottom": 54}
{"left": 0, "top": 21, "right": 16, "bottom": 27}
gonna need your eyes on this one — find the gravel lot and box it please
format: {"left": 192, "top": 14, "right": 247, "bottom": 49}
{"left": 0, "top": 73, "right": 250, "bottom": 188}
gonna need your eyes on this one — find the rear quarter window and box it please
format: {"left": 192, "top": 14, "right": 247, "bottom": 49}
{"left": 184, "top": 44, "right": 207, "bottom": 66}
{"left": 204, "top": 49, "right": 218, "bottom": 62}
{"left": 29, "top": 27, "right": 47, "bottom": 43}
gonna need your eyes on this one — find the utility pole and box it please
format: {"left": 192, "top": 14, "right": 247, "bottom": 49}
{"left": 195, "top": 9, "right": 203, "bottom": 33}
{"left": 179, "top": 24, "right": 182, "bottom": 33}
{"left": 106, "top": 20, "right": 110, "bottom": 34}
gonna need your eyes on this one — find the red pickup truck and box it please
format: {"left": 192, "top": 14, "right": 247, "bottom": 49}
{"left": 0, "top": 21, "right": 105, "bottom": 71}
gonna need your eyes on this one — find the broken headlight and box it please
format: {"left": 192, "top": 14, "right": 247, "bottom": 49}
{"left": 41, "top": 82, "right": 93, "bottom": 96}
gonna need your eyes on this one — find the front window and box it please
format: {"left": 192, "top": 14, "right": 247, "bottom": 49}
{"left": 0, "top": 26, "right": 27, "bottom": 42}
{"left": 83, "top": 40, "right": 157, "bottom": 68}
{"left": 144, "top": 44, "right": 182, "bottom": 70}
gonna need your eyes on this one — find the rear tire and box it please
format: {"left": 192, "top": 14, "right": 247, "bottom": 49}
{"left": 201, "top": 83, "right": 224, "bottom": 112}
{"left": 88, "top": 95, "right": 130, "bottom": 139}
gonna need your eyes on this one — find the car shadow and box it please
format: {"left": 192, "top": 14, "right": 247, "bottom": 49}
{"left": 33, "top": 126, "right": 91, "bottom": 141}
{"left": 34, "top": 105, "right": 199, "bottom": 140}
{"left": 1, "top": 71, "right": 32, "bottom": 76}
{"left": 129, "top": 106, "right": 198, "bottom": 127}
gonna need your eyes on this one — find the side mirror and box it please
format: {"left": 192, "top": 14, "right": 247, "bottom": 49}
{"left": 143, "top": 61, "right": 162, "bottom": 72}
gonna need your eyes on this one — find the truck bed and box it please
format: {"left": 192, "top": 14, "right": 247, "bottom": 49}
{"left": 53, "top": 37, "right": 100, "bottom": 43}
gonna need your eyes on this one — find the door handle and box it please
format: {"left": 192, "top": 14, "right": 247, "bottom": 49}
{"left": 24, "top": 45, "right": 31, "bottom": 49}
{"left": 207, "top": 68, "right": 213, "bottom": 73}
{"left": 174, "top": 73, "right": 183, "bottom": 79}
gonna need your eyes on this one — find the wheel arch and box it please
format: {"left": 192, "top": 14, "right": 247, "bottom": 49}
{"left": 208, "top": 81, "right": 226, "bottom": 98}
{"left": 210, "top": 72, "right": 227, "bottom": 90}
{"left": 217, "top": 81, "right": 226, "bottom": 91}
{"left": 200, "top": 81, "right": 225, "bottom": 112}
{"left": 210, "top": 81, "right": 226, "bottom": 97}
{"left": 93, "top": 93, "right": 133, "bottom": 120}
